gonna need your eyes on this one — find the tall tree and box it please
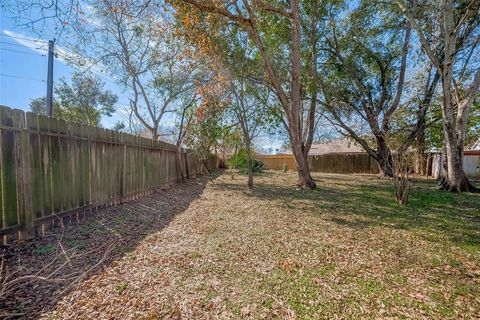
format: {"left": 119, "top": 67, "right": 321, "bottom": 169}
{"left": 398, "top": 65, "right": 440, "bottom": 175}
{"left": 397, "top": 0, "right": 480, "bottom": 192}
{"left": 170, "top": 0, "right": 322, "bottom": 189}
{"left": 74, "top": 0, "right": 198, "bottom": 140}
{"left": 230, "top": 81, "right": 271, "bottom": 190}
{"left": 184, "top": 101, "right": 228, "bottom": 173}
{"left": 319, "top": 1, "right": 411, "bottom": 177}
{"left": 221, "top": 28, "right": 273, "bottom": 189}
{"left": 174, "top": 94, "right": 199, "bottom": 181}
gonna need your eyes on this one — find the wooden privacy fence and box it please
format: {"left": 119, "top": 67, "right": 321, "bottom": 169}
{"left": 0, "top": 105, "right": 217, "bottom": 243}
{"left": 257, "top": 153, "right": 454, "bottom": 176}
{"left": 255, "top": 155, "right": 297, "bottom": 171}
{"left": 256, "top": 153, "right": 379, "bottom": 174}
{"left": 308, "top": 153, "right": 379, "bottom": 174}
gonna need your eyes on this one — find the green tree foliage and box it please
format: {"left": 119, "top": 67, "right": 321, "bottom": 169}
{"left": 397, "top": 0, "right": 480, "bottom": 192}
{"left": 55, "top": 71, "right": 117, "bottom": 126}
{"left": 170, "top": 0, "right": 330, "bottom": 189}
{"left": 320, "top": 0, "right": 411, "bottom": 177}
{"left": 426, "top": 98, "right": 480, "bottom": 150}
{"left": 112, "top": 121, "right": 127, "bottom": 132}
{"left": 228, "top": 148, "right": 264, "bottom": 174}
{"left": 184, "top": 104, "right": 227, "bottom": 160}
{"left": 30, "top": 71, "right": 117, "bottom": 126}
{"left": 29, "top": 96, "right": 63, "bottom": 118}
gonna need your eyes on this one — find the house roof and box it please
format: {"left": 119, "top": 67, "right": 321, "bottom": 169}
{"left": 220, "top": 147, "right": 265, "bottom": 157}
{"left": 309, "top": 139, "right": 365, "bottom": 155}
{"left": 280, "top": 138, "right": 365, "bottom": 155}
{"left": 465, "top": 150, "right": 480, "bottom": 155}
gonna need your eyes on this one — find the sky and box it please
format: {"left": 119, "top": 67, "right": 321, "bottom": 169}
{"left": 0, "top": 19, "right": 286, "bottom": 152}
{"left": 0, "top": 7, "right": 285, "bottom": 152}
{"left": 0, "top": 10, "right": 130, "bottom": 129}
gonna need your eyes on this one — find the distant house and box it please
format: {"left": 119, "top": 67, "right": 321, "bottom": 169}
{"left": 219, "top": 147, "right": 265, "bottom": 157}
{"left": 432, "top": 139, "right": 480, "bottom": 179}
{"left": 279, "top": 138, "right": 365, "bottom": 155}
{"left": 309, "top": 138, "right": 365, "bottom": 155}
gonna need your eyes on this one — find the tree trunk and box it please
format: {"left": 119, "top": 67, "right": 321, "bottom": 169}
{"left": 415, "top": 133, "right": 426, "bottom": 176}
{"left": 247, "top": 165, "right": 253, "bottom": 190}
{"left": 291, "top": 143, "right": 316, "bottom": 189}
{"left": 375, "top": 136, "right": 393, "bottom": 178}
{"left": 184, "top": 153, "right": 190, "bottom": 179}
{"left": 438, "top": 66, "right": 479, "bottom": 192}
{"left": 444, "top": 148, "right": 464, "bottom": 192}
{"left": 377, "top": 155, "right": 393, "bottom": 178}
{"left": 245, "top": 140, "right": 254, "bottom": 190}
{"left": 289, "top": 0, "right": 316, "bottom": 190}
{"left": 398, "top": 0, "right": 480, "bottom": 192}
{"left": 176, "top": 148, "right": 185, "bottom": 183}
{"left": 439, "top": 142, "right": 479, "bottom": 192}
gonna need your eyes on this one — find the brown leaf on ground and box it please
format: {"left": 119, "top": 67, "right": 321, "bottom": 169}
{"left": 1, "top": 171, "right": 480, "bottom": 319}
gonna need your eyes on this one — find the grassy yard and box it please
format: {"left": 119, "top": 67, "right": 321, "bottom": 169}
{"left": 4, "top": 171, "right": 480, "bottom": 319}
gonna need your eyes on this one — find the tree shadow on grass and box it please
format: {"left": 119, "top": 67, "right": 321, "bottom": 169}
{"left": 212, "top": 173, "right": 480, "bottom": 250}
{"left": 1, "top": 172, "right": 221, "bottom": 319}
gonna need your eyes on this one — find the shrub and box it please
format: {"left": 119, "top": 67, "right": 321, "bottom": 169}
{"left": 228, "top": 149, "right": 264, "bottom": 174}
{"left": 392, "top": 152, "right": 411, "bottom": 205}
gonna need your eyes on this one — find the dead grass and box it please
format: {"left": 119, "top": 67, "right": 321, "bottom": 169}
{"left": 3, "top": 171, "right": 480, "bottom": 319}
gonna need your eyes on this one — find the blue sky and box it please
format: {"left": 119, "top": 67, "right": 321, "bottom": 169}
{"left": 0, "top": 11, "right": 130, "bottom": 128}
{"left": 0, "top": 9, "right": 283, "bottom": 151}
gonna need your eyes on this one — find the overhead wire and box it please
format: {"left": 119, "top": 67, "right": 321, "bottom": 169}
{"left": 1, "top": 34, "right": 132, "bottom": 126}
{"left": 0, "top": 73, "right": 46, "bottom": 82}
{"left": 0, "top": 40, "right": 34, "bottom": 48}
{"left": 0, "top": 47, "right": 46, "bottom": 56}
{"left": 0, "top": 33, "right": 46, "bottom": 43}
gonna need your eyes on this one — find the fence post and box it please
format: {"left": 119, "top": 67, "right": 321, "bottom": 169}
{"left": 122, "top": 133, "right": 127, "bottom": 201}
{"left": 184, "top": 153, "right": 189, "bottom": 180}
{"left": 16, "top": 110, "right": 34, "bottom": 240}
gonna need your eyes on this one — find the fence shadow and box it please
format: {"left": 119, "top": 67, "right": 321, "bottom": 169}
{"left": 1, "top": 172, "right": 220, "bottom": 318}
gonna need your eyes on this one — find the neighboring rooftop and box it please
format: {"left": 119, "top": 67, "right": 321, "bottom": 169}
{"left": 280, "top": 138, "right": 365, "bottom": 155}
{"left": 220, "top": 147, "right": 266, "bottom": 157}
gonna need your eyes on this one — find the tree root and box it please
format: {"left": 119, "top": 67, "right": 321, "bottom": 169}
{"left": 467, "top": 182, "right": 480, "bottom": 193}
{"left": 437, "top": 177, "right": 480, "bottom": 193}
{"left": 296, "top": 179, "right": 317, "bottom": 190}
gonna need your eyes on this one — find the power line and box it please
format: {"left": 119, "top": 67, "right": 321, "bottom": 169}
{"left": 0, "top": 47, "right": 46, "bottom": 56}
{"left": 0, "top": 33, "right": 45, "bottom": 43}
{"left": 0, "top": 41, "right": 31, "bottom": 48}
{"left": 0, "top": 73, "right": 46, "bottom": 82}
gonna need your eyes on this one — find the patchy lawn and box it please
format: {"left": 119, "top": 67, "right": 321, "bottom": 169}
{"left": 2, "top": 171, "right": 480, "bottom": 319}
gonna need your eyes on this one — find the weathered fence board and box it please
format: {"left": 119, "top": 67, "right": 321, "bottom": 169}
{"left": 308, "top": 153, "right": 379, "bottom": 174}
{"left": 1, "top": 107, "right": 19, "bottom": 242}
{"left": 257, "top": 152, "right": 480, "bottom": 179}
{"left": 255, "top": 155, "right": 297, "bottom": 171}
{"left": 0, "top": 105, "right": 217, "bottom": 243}
{"left": 256, "top": 153, "right": 379, "bottom": 174}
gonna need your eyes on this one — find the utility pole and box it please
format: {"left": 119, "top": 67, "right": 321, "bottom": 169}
{"left": 46, "top": 39, "right": 55, "bottom": 117}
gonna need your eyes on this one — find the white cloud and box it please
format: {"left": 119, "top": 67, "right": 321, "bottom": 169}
{"left": 3, "top": 29, "right": 72, "bottom": 64}
{"left": 3, "top": 29, "right": 111, "bottom": 79}
{"left": 3, "top": 30, "right": 48, "bottom": 53}
{"left": 82, "top": 5, "right": 104, "bottom": 28}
